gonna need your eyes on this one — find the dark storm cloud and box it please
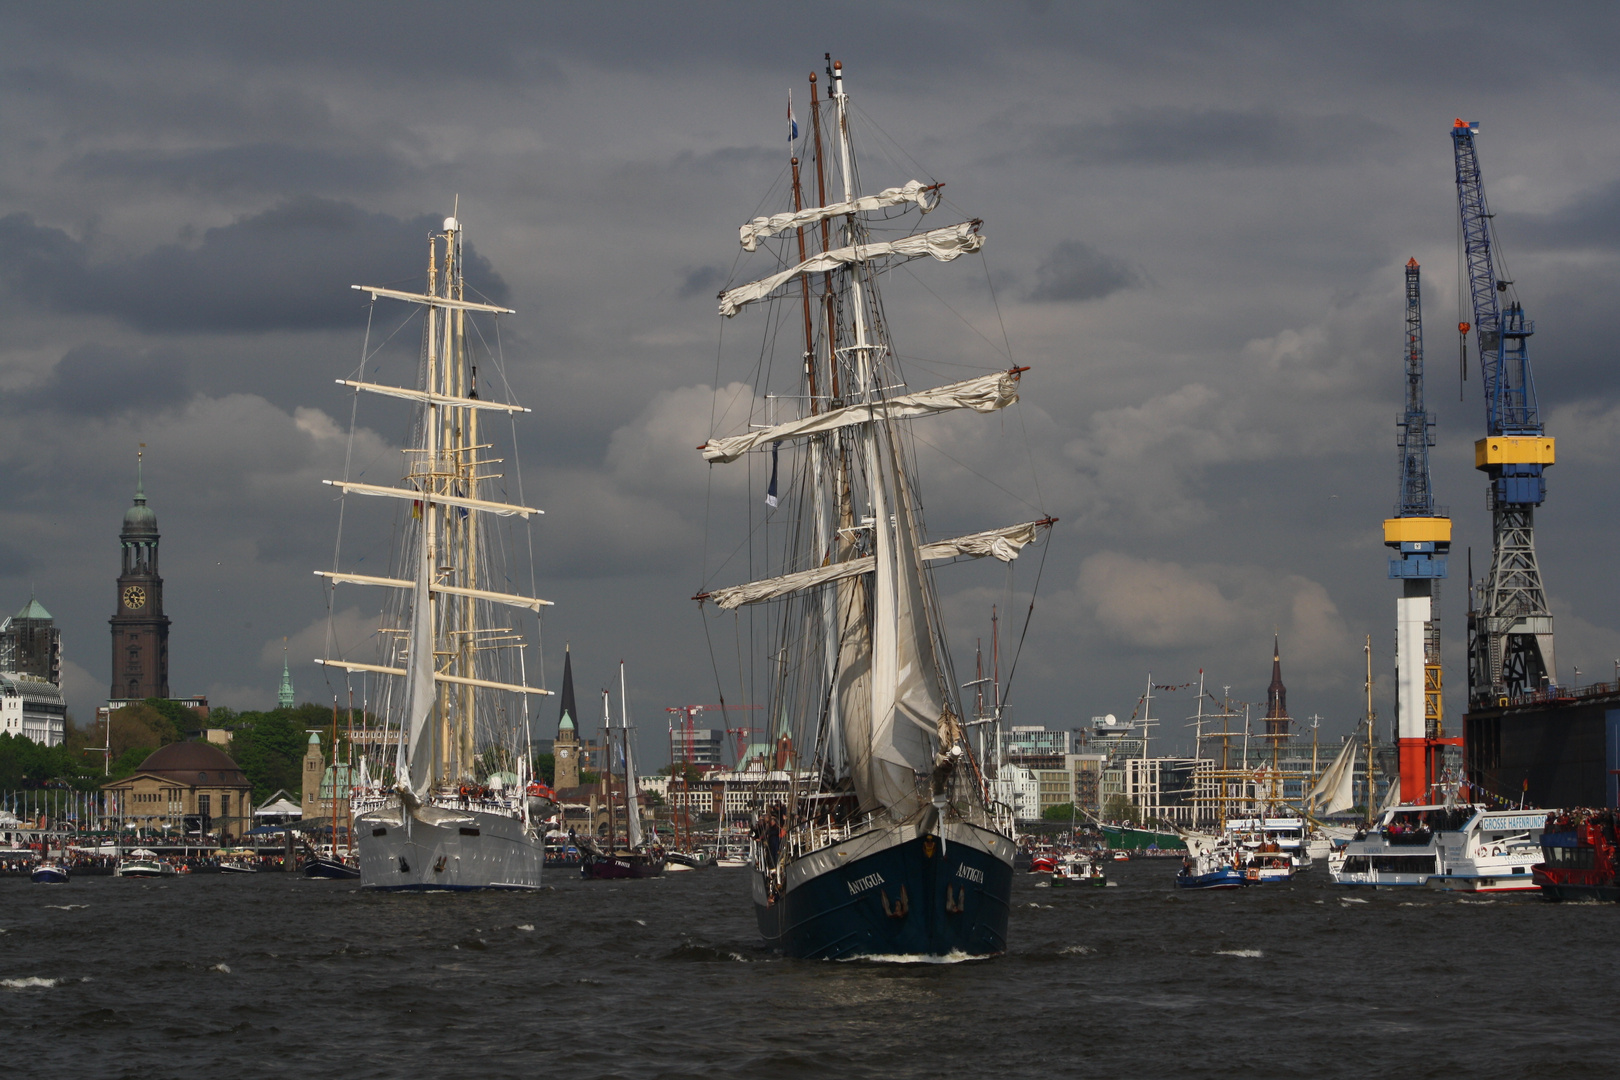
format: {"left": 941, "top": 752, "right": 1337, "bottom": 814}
{"left": 0, "top": 199, "right": 508, "bottom": 332}
{"left": 1027, "top": 241, "right": 1145, "bottom": 303}
{"left": 63, "top": 143, "right": 407, "bottom": 197}
{"left": 1505, "top": 179, "right": 1620, "bottom": 252}
{"left": 23, "top": 344, "right": 191, "bottom": 417}
{"left": 1041, "top": 107, "right": 1394, "bottom": 167}
{"left": 676, "top": 265, "right": 727, "bottom": 299}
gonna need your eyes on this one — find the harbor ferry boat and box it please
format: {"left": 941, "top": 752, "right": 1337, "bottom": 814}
{"left": 696, "top": 59, "right": 1048, "bottom": 959}
{"left": 1330, "top": 804, "right": 1551, "bottom": 891}
{"left": 1532, "top": 809, "right": 1619, "bottom": 901}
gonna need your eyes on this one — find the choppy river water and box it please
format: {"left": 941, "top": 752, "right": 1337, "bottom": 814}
{"left": 2, "top": 860, "right": 1616, "bottom": 1078}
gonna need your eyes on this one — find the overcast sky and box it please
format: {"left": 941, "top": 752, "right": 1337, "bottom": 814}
{"left": 3, "top": 2, "right": 1618, "bottom": 764}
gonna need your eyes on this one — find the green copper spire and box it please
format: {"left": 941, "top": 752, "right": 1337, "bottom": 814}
{"left": 278, "top": 637, "right": 295, "bottom": 709}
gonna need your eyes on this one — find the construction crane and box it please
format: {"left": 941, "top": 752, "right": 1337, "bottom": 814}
{"left": 1383, "top": 257, "right": 1459, "bottom": 803}
{"left": 1451, "top": 119, "right": 1557, "bottom": 707}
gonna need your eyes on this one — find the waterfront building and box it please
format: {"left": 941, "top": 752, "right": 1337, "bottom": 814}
{"left": 0, "top": 598, "right": 62, "bottom": 686}
{"left": 300, "top": 733, "right": 325, "bottom": 819}
{"left": 0, "top": 671, "right": 67, "bottom": 746}
{"left": 670, "top": 726, "right": 725, "bottom": 769}
{"left": 109, "top": 455, "right": 171, "bottom": 701}
{"left": 101, "top": 741, "right": 253, "bottom": 839}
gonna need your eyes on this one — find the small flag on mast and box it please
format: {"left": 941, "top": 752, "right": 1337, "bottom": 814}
{"left": 788, "top": 90, "right": 798, "bottom": 146}
{"left": 765, "top": 440, "right": 781, "bottom": 508}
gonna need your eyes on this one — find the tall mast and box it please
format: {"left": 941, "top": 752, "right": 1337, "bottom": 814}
{"left": 602, "top": 689, "right": 616, "bottom": 850}
{"left": 422, "top": 232, "right": 442, "bottom": 787}
{"left": 1365, "top": 635, "right": 1376, "bottom": 823}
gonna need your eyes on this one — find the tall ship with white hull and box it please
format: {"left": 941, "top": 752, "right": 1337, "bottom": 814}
{"left": 318, "top": 212, "right": 550, "bottom": 891}
{"left": 697, "top": 60, "right": 1049, "bottom": 958}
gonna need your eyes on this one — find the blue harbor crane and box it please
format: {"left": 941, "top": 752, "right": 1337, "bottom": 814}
{"left": 1451, "top": 119, "right": 1556, "bottom": 706}
{"left": 1383, "top": 258, "right": 1456, "bottom": 802}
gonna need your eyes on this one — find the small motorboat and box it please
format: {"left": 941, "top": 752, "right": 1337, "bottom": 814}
{"left": 31, "top": 860, "right": 70, "bottom": 884}
{"left": 665, "top": 849, "right": 714, "bottom": 871}
{"left": 1175, "top": 836, "right": 1250, "bottom": 890}
{"left": 117, "top": 850, "right": 176, "bottom": 878}
{"left": 302, "top": 854, "right": 361, "bottom": 880}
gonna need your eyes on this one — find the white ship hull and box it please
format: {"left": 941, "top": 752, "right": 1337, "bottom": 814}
{"left": 356, "top": 801, "right": 542, "bottom": 891}
{"left": 1330, "top": 807, "right": 1549, "bottom": 890}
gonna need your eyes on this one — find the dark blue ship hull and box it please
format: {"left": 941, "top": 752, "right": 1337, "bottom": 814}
{"left": 754, "top": 825, "right": 1013, "bottom": 960}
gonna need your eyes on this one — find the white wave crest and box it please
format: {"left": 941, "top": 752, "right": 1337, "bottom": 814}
{"left": 516, "top": 924, "right": 535, "bottom": 932}
{"left": 1214, "top": 949, "right": 1263, "bottom": 958}
{"left": 211, "top": 963, "right": 231, "bottom": 974}
{"left": 2, "top": 977, "right": 63, "bottom": 989}
{"left": 43, "top": 904, "right": 88, "bottom": 911}
{"left": 1059, "top": 945, "right": 1094, "bottom": 956}
{"left": 840, "top": 949, "right": 990, "bottom": 965}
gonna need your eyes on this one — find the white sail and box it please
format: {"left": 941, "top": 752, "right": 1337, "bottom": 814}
{"left": 719, "top": 221, "right": 984, "bottom": 317}
{"left": 351, "top": 284, "right": 515, "bottom": 315}
{"left": 738, "top": 179, "right": 939, "bottom": 251}
{"left": 401, "top": 542, "right": 435, "bottom": 797}
{"left": 1321, "top": 745, "right": 1358, "bottom": 816}
{"left": 1380, "top": 774, "right": 1402, "bottom": 812}
{"left": 336, "top": 379, "right": 531, "bottom": 414}
{"left": 704, "top": 520, "right": 1046, "bottom": 610}
{"left": 700, "top": 369, "right": 1018, "bottom": 463}
{"left": 315, "top": 570, "right": 552, "bottom": 613}
{"left": 620, "top": 666, "right": 643, "bottom": 850}
{"left": 323, "top": 480, "right": 541, "bottom": 519}
{"left": 1304, "top": 739, "right": 1358, "bottom": 816}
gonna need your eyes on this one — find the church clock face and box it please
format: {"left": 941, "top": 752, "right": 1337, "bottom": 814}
{"left": 559, "top": 749, "right": 570, "bottom": 759}
{"left": 123, "top": 585, "right": 147, "bottom": 610}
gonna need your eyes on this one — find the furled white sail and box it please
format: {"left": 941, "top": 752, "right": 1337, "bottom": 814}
{"left": 315, "top": 570, "right": 552, "bottom": 613}
{"left": 323, "top": 480, "right": 541, "bottom": 519}
{"left": 700, "top": 369, "right": 1018, "bottom": 463}
{"left": 719, "top": 221, "right": 984, "bottom": 317}
{"left": 738, "top": 180, "right": 939, "bottom": 251}
{"left": 704, "top": 520, "right": 1046, "bottom": 610}
{"left": 336, "top": 379, "right": 530, "bottom": 414}
{"left": 352, "top": 284, "right": 515, "bottom": 315}
{"left": 401, "top": 550, "right": 436, "bottom": 797}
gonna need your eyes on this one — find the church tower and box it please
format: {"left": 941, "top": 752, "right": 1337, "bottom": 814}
{"left": 554, "top": 646, "right": 580, "bottom": 789}
{"left": 278, "top": 639, "right": 295, "bottom": 710}
{"left": 109, "top": 451, "right": 170, "bottom": 701}
{"left": 1263, "top": 634, "right": 1291, "bottom": 740}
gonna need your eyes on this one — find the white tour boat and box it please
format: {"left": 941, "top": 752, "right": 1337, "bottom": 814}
{"left": 1330, "top": 804, "right": 1552, "bottom": 891}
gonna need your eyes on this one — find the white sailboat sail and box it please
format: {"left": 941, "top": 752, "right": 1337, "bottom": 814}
{"left": 738, "top": 179, "right": 940, "bottom": 251}
{"left": 1304, "top": 739, "right": 1358, "bottom": 817}
{"left": 401, "top": 549, "right": 435, "bottom": 797}
{"left": 702, "top": 521, "right": 1046, "bottom": 609}
{"left": 718, "top": 221, "right": 984, "bottom": 317}
{"left": 699, "top": 369, "right": 1019, "bottom": 462}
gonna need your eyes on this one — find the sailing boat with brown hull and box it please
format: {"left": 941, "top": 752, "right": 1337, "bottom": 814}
{"left": 580, "top": 663, "right": 666, "bottom": 880}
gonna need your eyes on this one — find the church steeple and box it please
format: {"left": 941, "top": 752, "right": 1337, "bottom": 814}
{"left": 1263, "top": 634, "right": 1291, "bottom": 739}
{"left": 278, "top": 638, "right": 295, "bottom": 709}
{"left": 553, "top": 645, "right": 580, "bottom": 789}
{"left": 110, "top": 445, "right": 170, "bottom": 702}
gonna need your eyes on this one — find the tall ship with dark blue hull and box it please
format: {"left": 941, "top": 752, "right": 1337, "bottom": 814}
{"left": 754, "top": 823, "right": 1014, "bottom": 959}
{"left": 697, "top": 59, "right": 1049, "bottom": 959}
